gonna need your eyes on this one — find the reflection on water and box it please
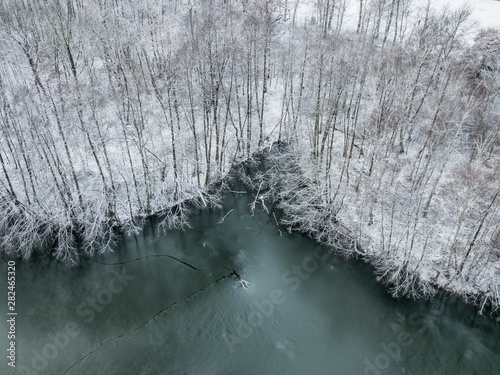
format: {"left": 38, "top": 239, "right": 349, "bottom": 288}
{"left": 1, "top": 188, "right": 500, "bottom": 375}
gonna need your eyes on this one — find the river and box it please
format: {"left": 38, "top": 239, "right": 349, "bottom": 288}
{"left": 1, "top": 187, "right": 500, "bottom": 374}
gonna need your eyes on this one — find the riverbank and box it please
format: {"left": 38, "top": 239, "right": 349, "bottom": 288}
{"left": 3, "top": 183, "right": 500, "bottom": 375}
{"left": 237, "top": 144, "right": 500, "bottom": 318}
{"left": 1, "top": 0, "right": 499, "bottom": 314}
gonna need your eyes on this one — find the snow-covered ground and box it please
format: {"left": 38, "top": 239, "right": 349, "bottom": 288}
{"left": 267, "top": 0, "right": 500, "bottom": 310}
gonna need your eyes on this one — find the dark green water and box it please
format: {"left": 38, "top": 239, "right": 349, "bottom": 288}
{"left": 1, "top": 189, "right": 500, "bottom": 374}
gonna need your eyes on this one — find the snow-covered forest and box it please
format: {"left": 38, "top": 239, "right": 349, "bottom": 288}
{"left": 1, "top": 0, "right": 499, "bottom": 309}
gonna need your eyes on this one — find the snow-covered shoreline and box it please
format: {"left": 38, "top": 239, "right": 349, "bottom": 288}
{"left": 1, "top": 0, "right": 499, "bottom": 312}
{"left": 245, "top": 143, "right": 500, "bottom": 317}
